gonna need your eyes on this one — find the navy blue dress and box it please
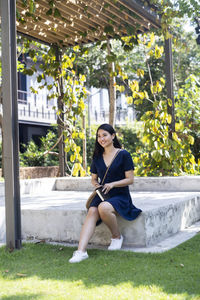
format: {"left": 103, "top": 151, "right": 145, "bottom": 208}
{"left": 90, "top": 149, "right": 142, "bottom": 223}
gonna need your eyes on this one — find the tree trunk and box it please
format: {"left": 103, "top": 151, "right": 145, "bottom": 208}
{"left": 107, "top": 41, "right": 116, "bottom": 127}
{"left": 56, "top": 46, "right": 65, "bottom": 177}
{"left": 57, "top": 95, "right": 65, "bottom": 177}
{"left": 164, "top": 38, "right": 175, "bottom": 139}
{"left": 82, "top": 114, "right": 87, "bottom": 171}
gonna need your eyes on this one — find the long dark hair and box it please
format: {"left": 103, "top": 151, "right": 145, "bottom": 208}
{"left": 92, "top": 123, "right": 122, "bottom": 159}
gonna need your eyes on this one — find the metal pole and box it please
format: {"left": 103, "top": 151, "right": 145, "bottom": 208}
{"left": 1, "top": 0, "right": 21, "bottom": 249}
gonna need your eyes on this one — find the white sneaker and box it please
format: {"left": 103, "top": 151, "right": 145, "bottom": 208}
{"left": 69, "top": 250, "right": 89, "bottom": 263}
{"left": 108, "top": 235, "right": 123, "bottom": 250}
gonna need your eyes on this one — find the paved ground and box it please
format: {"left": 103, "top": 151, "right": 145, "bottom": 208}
{"left": 1, "top": 190, "right": 200, "bottom": 252}
{"left": 1, "top": 190, "right": 200, "bottom": 210}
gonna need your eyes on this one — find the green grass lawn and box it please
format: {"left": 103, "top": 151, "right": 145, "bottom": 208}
{"left": 0, "top": 234, "right": 200, "bottom": 300}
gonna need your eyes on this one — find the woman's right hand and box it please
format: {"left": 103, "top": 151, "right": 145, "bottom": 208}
{"left": 94, "top": 182, "right": 102, "bottom": 188}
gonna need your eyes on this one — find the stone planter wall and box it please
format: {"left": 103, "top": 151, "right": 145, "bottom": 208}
{"left": 0, "top": 166, "right": 59, "bottom": 180}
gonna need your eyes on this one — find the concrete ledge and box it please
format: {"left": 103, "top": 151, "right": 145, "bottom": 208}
{"left": 55, "top": 176, "right": 200, "bottom": 192}
{"left": 0, "top": 175, "right": 200, "bottom": 197}
{"left": 20, "top": 191, "right": 200, "bottom": 247}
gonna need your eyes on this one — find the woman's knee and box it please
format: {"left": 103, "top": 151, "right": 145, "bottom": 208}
{"left": 87, "top": 206, "right": 100, "bottom": 219}
{"left": 98, "top": 202, "right": 113, "bottom": 218}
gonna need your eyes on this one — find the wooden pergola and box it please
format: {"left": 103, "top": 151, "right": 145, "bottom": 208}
{"left": 0, "top": 0, "right": 174, "bottom": 249}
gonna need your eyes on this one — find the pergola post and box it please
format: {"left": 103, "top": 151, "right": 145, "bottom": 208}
{"left": 1, "top": 0, "right": 21, "bottom": 249}
{"left": 164, "top": 37, "right": 175, "bottom": 136}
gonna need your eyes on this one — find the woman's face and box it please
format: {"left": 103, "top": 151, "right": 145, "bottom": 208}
{"left": 97, "top": 129, "right": 115, "bottom": 148}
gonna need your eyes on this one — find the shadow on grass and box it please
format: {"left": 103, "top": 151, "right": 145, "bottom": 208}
{"left": 1, "top": 294, "right": 42, "bottom": 300}
{"left": 0, "top": 234, "right": 200, "bottom": 298}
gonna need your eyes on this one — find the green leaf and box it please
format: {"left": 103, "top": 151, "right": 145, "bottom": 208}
{"left": 100, "top": 42, "right": 107, "bottom": 50}
{"left": 29, "top": 0, "right": 36, "bottom": 14}
{"left": 54, "top": 8, "right": 61, "bottom": 18}
{"left": 49, "top": 0, "right": 54, "bottom": 7}
{"left": 151, "top": 150, "right": 162, "bottom": 162}
{"left": 125, "top": 25, "right": 136, "bottom": 36}
{"left": 46, "top": 8, "right": 52, "bottom": 16}
{"left": 104, "top": 25, "right": 114, "bottom": 34}
{"left": 79, "top": 31, "right": 87, "bottom": 38}
{"left": 106, "top": 54, "right": 117, "bottom": 63}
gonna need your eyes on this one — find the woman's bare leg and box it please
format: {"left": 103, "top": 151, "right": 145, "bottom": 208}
{"left": 98, "top": 202, "right": 120, "bottom": 238}
{"left": 78, "top": 207, "right": 100, "bottom": 252}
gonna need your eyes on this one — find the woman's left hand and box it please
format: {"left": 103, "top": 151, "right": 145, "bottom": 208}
{"left": 102, "top": 182, "right": 115, "bottom": 194}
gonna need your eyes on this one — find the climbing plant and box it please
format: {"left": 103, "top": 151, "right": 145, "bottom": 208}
{"left": 121, "top": 34, "right": 198, "bottom": 176}
{"left": 21, "top": 40, "right": 87, "bottom": 176}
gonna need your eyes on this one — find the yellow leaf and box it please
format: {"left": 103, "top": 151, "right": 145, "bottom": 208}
{"left": 188, "top": 135, "right": 194, "bottom": 145}
{"left": 73, "top": 45, "right": 80, "bottom": 52}
{"left": 150, "top": 32, "right": 155, "bottom": 44}
{"left": 167, "top": 114, "right": 172, "bottom": 124}
{"left": 79, "top": 100, "right": 85, "bottom": 110}
{"left": 147, "top": 41, "right": 152, "bottom": 48}
{"left": 155, "top": 45, "right": 164, "bottom": 59}
{"left": 155, "top": 111, "right": 159, "bottom": 118}
{"left": 136, "top": 69, "right": 144, "bottom": 77}
{"left": 72, "top": 163, "right": 80, "bottom": 177}
{"left": 160, "top": 77, "right": 165, "bottom": 85}
{"left": 72, "top": 132, "right": 77, "bottom": 139}
{"left": 79, "top": 74, "right": 86, "bottom": 82}
{"left": 198, "top": 158, "right": 200, "bottom": 167}
{"left": 64, "top": 145, "right": 71, "bottom": 153}
{"left": 138, "top": 92, "right": 144, "bottom": 99}
{"left": 172, "top": 132, "right": 181, "bottom": 144}
{"left": 175, "top": 121, "right": 184, "bottom": 132}
{"left": 70, "top": 154, "right": 76, "bottom": 162}
{"left": 148, "top": 50, "right": 154, "bottom": 57}
{"left": 144, "top": 91, "right": 148, "bottom": 98}
{"left": 122, "top": 74, "right": 128, "bottom": 80}
{"left": 79, "top": 132, "right": 85, "bottom": 139}
{"left": 80, "top": 168, "right": 86, "bottom": 177}
{"left": 132, "top": 91, "right": 138, "bottom": 98}
{"left": 167, "top": 98, "right": 172, "bottom": 107}
{"left": 126, "top": 96, "right": 133, "bottom": 104}
{"left": 130, "top": 80, "right": 139, "bottom": 92}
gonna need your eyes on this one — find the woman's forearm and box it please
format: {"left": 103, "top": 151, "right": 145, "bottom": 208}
{"left": 91, "top": 178, "right": 101, "bottom": 188}
{"left": 112, "top": 177, "right": 134, "bottom": 188}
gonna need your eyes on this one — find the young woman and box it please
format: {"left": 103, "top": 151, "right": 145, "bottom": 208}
{"left": 69, "top": 123, "right": 142, "bottom": 263}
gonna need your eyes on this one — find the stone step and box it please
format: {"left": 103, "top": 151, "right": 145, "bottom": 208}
{"left": 1, "top": 177, "right": 200, "bottom": 248}
{"left": 18, "top": 190, "right": 200, "bottom": 247}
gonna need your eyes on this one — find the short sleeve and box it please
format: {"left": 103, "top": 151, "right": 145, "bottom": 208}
{"left": 123, "top": 150, "right": 135, "bottom": 171}
{"left": 90, "top": 159, "right": 97, "bottom": 174}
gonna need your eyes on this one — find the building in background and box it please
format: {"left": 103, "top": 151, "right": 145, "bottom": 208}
{"left": 87, "top": 87, "right": 136, "bottom": 126}
{"left": 10, "top": 63, "right": 136, "bottom": 148}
